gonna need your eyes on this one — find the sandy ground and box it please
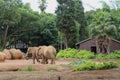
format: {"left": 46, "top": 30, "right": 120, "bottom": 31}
{"left": 0, "top": 59, "right": 119, "bottom": 80}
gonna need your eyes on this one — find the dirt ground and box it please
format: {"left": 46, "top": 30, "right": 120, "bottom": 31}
{"left": 0, "top": 59, "right": 120, "bottom": 80}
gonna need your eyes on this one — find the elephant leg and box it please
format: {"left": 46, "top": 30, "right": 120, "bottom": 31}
{"left": 53, "top": 59, "right": 55, "bottom": 64}
{"left": 45, "top": 58, "right": 48, "bottom": 64}
{"left": 41, "top": 55, "right": 45, "bottom": 64}
{"left": 32, "top": 56, "right": 35, "bottom": 64}
{"left": 35, "top": 55, "right": 40, "bottom": 63}
{"left": 50, "top": 59, "right": 54, "bottom": 64}
{"left": 51, "top": 58, "right": 55, "bottom": 64}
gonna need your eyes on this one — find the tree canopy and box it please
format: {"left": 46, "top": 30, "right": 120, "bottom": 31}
{"left": 0, "top": 0, "right": 119, "bottom": 51}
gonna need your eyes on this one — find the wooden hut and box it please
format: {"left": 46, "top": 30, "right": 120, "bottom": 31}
{"left": 75, "top": 38, "right": 120, "bottom": 54}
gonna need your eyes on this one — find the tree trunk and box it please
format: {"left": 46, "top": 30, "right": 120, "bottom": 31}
{"left": 64, "top": 35, "right": 68, "bottom": 49}
{"left": 2, "top": 25, "right": 9, "bottom": 50}
{"left": 60, "top": 35, "right": 63, "bottom": 50}
{"left": 96, "top": 40, "right": 99, "bottom": 54}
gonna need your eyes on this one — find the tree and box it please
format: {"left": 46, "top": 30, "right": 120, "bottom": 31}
{"left": 38, "top": 0, "right": 47, "bottom": 12}
{"left": 88, "top": 9, "right": 117, "bottom": 53}
{"left": 85, "top": 0, "right": 120, "bottom": 53}
{"left": 36, "top": 13, "right": 58, "bottom": 46}
{"left": 17, "top": 3, "right": 40, "bottom": 45}
{"left": 56, "top": 0, "right": 86, "bottom": 48}
{"left": 0, "top": 0, "right": 21, "bottom": 49}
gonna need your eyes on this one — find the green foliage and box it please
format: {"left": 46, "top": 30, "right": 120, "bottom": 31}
{"left": 113, "top": 50, "right": 120, "bottom": 54}
{"left": 57, "top": 48, "right": 120, "bottom": 59}
{"left": 72, "top": 61, "right": 118, "bottom": 71}
{"left": 75, "top": 50, "right": 95, "bottom": 59}
{"left": 69, "top": 60, "right": 87, "bottom": 66}
{"left": 95, "top": 50, "right": 120, "bottom": 59}
{"left": 56, "top": 49, "right": 94, "bottom": 59}
{"left": 38, "top": 0, "right": 47, "bottom": 12}
{"left": 116, "top": 62, "right": 120, "bottom": 66}
{"left": 56, "top": 0, "right": 86, "bottom": 48}
{"left": 56, "top": 48, "right": 79, "bottom": 58}
{"left": 21, "top": 66, "right": 37, "bottom": 71}
{"left": 105, "top": 53, "right": 120, "bottom": 59}
{"left": 95, "top": 53, "right": 106, "bottom": 59}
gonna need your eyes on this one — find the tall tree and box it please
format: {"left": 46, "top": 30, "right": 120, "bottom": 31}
{"left": 0, "top": 0, "right": 21, "bottom": 49}
{"left": 38, "top": 0, "right": 47, "bottom": 12}
{"left": 56, "top": 0, "right": 86, "bottom": 48}
{"left": 36, "top": 13, "right": 58, "bottom": 46}
{"left": 88, "top": 9, "right": 117, "bottom": 53}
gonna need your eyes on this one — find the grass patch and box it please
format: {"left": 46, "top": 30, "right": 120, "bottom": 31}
{"left": 21, "top": 66, "right": 37, "bottom": 71}
{"left": 47, "top": 66, "right": 57, "bottom": 71}
{"left": 69, "top": 60, "right": 87, "bottom": 66}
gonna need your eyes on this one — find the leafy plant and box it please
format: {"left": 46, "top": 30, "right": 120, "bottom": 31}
{"left": 75, "top": 50, "right": 95, "bottom": 59}
{"left": 56, "top": 48, "right": 120, "bottom": 59}
{"left": 105, "top": 53, "right": 120, "bottom": 59}
{"left": 72, "top": 61, "right": 118, "bottom": 71}
{"left": 95, "top": 53, "right": 106, "bottom": 59}
{"left": 56, "top": 48, "right": 79, "bottom": 58}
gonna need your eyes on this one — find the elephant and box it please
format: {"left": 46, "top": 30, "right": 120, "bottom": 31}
{"left": 2, "top": 49, "right": 11, "bottom": 60}
{"left": 26, "top": 47, "right": 41, "bottom": 64}
{"left": 0, "top": 52, "right": 6, "bottom": 62}
{"left": 9, "top": 48, "right": 25, "bottom": 59}
{"left": 38, "top": 45, "right": 56, "bottom": 64}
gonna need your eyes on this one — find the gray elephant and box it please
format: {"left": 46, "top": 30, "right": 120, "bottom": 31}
{"left": 38, "top": 45, "right": 56, "bottom": 64}
{"left": 26, "top": 47, "right": 40, "bottom": 64}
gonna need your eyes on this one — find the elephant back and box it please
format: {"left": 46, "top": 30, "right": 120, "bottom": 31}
{"left": 9, "top": 48, "right": 25, "bottom": 59}
{"left": 0, "top": 52, "right": 6, "bottom": 62}
{"left": 2, "top": 49, "right": 11, "bottom": 60}
{"left": 43, "top": 46, "right": 56, "bottom": 59}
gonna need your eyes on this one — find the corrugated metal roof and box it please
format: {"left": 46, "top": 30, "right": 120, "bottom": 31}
{"left": 75, "top": 38, "right": 120, "bottom": 46}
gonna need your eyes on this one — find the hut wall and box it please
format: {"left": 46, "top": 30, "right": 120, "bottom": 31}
{"left": 109, "top": 40, "right": 120, "bottom": 52}
{"left": 78, "top": 39, "right": 97, "bottom": 51}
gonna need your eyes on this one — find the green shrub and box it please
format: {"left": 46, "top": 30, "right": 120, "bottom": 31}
{"left": 72, "top": 61, "right": 118, "bottom": 71}
{"left": 116, "top": 62, "right": 120, "bottom": 66}
{"left": 56, "top": 48, "right": 79, "bottom": 58}
{"left": 105, "top": 53, "right": 120, "bottom": 59}
{"left": 73, "top": 61, "right": 96, "bottom": 71}
{"left": 95, "top": 53, "right": 106, "bottom": 59}
{"left": 95, "top": 50, "right": 120, "bottom": 59}
{"left": 112, "top": 50, "right": 120, "bottom": 54}
{"left": 56, "top": 48, "right": 120, "bottom": 59}
{"left": 75, "top": 50, "right": 95, "bottom": 59}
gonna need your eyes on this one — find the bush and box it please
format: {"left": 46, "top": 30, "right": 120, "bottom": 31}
{"left": 72, "top": 61, "right": 118, "bottom": 71}
{"left": 56, "top": 48, "right": 120, "bottom": 59}
{"left": 75, "top": 50, "right": 95, "bottom": 59}
{"left": 56, "top": 48, "right": 79, "bottom": 58}
{"left": 72, "top": 61, "right": 96, "bottom": 71}
{"left": 95, "top": 53, "right": 106, "bottom": 59}
{"left": 105, "top": 53, "right": 120, "bottom": 59}
{"left": 113, "top": 50, "right": 120, "bottom": 54}
{"left": 56, "top": 49, "right": 94, "bottom": 59}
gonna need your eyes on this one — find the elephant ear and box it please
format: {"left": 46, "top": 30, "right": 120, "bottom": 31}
{"left": 38, "top": 47, "right": 41, "bottom": 51}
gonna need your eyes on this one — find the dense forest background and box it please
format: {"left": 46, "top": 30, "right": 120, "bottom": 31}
{"left": 0, "top": 0, "right": 120, "bottom": 51}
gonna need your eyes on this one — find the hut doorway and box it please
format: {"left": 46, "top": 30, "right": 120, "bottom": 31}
{"left": 91, "top": 46, "right": 97, "bottom": 54}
